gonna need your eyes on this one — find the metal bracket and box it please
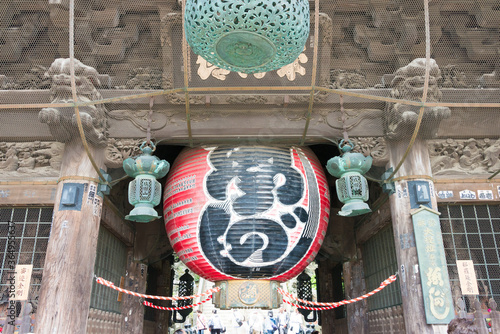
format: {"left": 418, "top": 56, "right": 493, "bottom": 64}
{"left": 381, "top": 167, "right": 396, "bottom": 195}
{"left": 98, "top": 169, "right": 112, "bottom": 196}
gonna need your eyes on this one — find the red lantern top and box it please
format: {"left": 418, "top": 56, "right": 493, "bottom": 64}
{"left": 164, "top": 146, "right": 330, "bottom": 282}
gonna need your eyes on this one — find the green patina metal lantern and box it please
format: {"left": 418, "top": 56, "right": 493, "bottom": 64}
{"left": 184, "top": 0, "right": 310, "bottom": 74}
{"left": 326, "top": 140, "right": 373, "bottom": 217}
{"left": 123, "top": 142, "right": 170, "bottom": 223}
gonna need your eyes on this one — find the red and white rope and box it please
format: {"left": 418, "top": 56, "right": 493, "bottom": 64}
{"left": 279, "top": 274, "right": 397, "bottom": 311}
{"left": 96, "top": 276, "right": 220, "bottom": 301}
{"left": 143, "top": 295, "right": 213, "bottom": 311}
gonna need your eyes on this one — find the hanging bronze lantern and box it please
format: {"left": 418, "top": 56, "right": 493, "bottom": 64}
{"left": 326, "top": 140, "right": 372, "bottom": 217}
{"left": 184, "top": 0, "right": 310, "bottom": 74}
{"left": 123, "top": 141, "right": 170, "bottom": 223}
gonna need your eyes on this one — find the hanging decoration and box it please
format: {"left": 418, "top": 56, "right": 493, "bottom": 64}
{"left": 279, "top": 274, "right": 398, "bottom": 311}
{"left": 163, "top": 146, "right": 330, "bottom": 282}
{"left": 326, "top": 139, "right": 373, "bottom": 217}
{"left": 122, "top": 141, "right": 170, "bottom": 222}
{"left": 95, "top": 276, "right": 220, "bottom": 300}
{"left": 143, "top": 296, "right": 212, "bottom": 311}
{"left": 184, "top": 0, "right": 310, "bottom": 74}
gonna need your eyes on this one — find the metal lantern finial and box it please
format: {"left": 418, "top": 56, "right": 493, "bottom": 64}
{"left": 326, "top": 140, "right": 373, "bottom": 217}
{"left": 184, "top": 0, "right": 310, "bottom": 74}
{"left": 123, "top": 141, "right": 170, "bottom": 223}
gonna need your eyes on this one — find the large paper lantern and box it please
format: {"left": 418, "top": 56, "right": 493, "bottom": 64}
{"left": 184, "top": 0, "right": 310, "bottom": 74}
{"left": 164, "top": 146, "right": 330, "bottom": 282}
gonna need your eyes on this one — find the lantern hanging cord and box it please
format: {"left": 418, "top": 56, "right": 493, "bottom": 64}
{"left": 143, "top": 296, "right": 212, "bottom": 311}
{"left": 340, "top": 94, "right": 349, "bottom": 142}
{"left": 278, "top": 274, "right": 397, "bottom": 311}
{"left": 147, "top": 96, "right": 154, "bottom": 145}
{"left": 95, "top": 276, "right": 220, "bottom": 300}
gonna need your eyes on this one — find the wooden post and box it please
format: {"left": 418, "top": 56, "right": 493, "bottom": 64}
{"left": 35, "top": 140, "right": 105, "bottom": 333}
{"left": 19, "top": 301, "right": 33, "bottom": 333}
{"left": 316, "top": 258, "right": 337, "bottom": 333}
{"left": 155, "top": 258, "right": 174, "bottom": 334}
{"left": 121, "top": 250, "right": 148, "bottom": 333}
{"left": 388, "top": 139, "right": 447, "bottom": 333}
{"left": 344, "top": 258, "right": 369, "bottom": 334}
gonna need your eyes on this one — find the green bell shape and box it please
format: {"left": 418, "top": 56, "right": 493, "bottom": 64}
{"left": 123, "top": 142, "right": 170, "bottom": 223}
{"left": 326, "top": 140, "right": 373, "bottom": 217}
{"left": 184, "top": 0, "right": 310, "bottom": 74}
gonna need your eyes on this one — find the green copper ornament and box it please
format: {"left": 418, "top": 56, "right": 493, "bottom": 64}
{"left": 326, "top": 140, "right": 373, "bottom": 217}
{"left": 123, "top": 142, "right": 170, "bottom": 223}
{"left": 184, "top": 0, "right": 310, "bottom": 74}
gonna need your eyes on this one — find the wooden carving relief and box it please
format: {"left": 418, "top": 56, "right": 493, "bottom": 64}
{"left": 0, "top": 141, "right": 64, "bottom": 179}
{"left": 429, "top": 138, "right": 500, "bottom": 175}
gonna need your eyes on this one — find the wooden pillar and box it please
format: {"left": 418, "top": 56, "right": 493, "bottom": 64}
{"left": 121, "top": 250, "right": 148, "bottom": 333}
{"left": 35, "top": 140, "right": 105, "bottom": 334}
{"left": 155, "top": 257, "right": 173, "bottom": 334}
{"left": 388, "top": 139, "right": 441, "bottom": 334}
{"left": 344, "top": 257, "right": 369, "bottom": 334}
{"left": 316, "top": 258, "right": 337, "bottom": 333}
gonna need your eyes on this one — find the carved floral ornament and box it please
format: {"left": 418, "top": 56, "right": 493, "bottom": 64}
{"left": 196, "top": 49, "right": 308, "bottom": 82}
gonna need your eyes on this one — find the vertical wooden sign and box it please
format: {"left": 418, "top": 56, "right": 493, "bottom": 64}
{"left": 411, "top": 206, "right": 454, "bottom": 324}
{"left": 12, "top": 265, "right": 33, "bottom": 301}
{"left": 457, "top": 260, "right": 479, "bottom": 295}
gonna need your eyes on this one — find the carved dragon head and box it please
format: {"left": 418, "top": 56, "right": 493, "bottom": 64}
{"left": 389, "top": 58, "right": 442, "bottom": 102}
{"left": 46, "top": 58, "right": 101, "bottom": 102}
{"left": 385, "top": 58, "right": 451, "bottom": 139}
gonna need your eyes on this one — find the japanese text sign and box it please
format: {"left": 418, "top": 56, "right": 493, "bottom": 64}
{"left": 12, "top": 264, "right": 33, "bottom": 301}
{"left": 457, "top": 260, "right": 479, "bottom": 295}
{"left": 411, "top": 206, "right": 454, "bottom": 324}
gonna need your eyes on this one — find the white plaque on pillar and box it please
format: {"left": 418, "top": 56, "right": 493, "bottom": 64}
{"left": 12, "top": 265, "right": 33, "bottom": 301}
{"left": 457, "top": 260, "right": 479, "bottom": 295}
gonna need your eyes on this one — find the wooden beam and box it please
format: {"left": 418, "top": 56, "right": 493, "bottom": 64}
{"left": 101, "top": 198, "right": 135, "bottom": 247}
{"left": 356, "top": 199, "right": 392, "bottom": 245}
{"left": 0, "top": 183, "right": 135, "bottom": 246}
{"left": 2, "top": 88, "right": 500, "bottom": 143}
{"left": 0, "top": 183, "right": 57, "bottom": 205}
{"left": 434, "top": 181, "right": 500, "bottom": 203}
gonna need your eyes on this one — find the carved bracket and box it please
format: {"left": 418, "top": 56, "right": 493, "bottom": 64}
{"left": 384, "top": 58, "right": 451, "bottom": 140}
{"left": 38, "top": 58, "right": 108, "bottom": 146}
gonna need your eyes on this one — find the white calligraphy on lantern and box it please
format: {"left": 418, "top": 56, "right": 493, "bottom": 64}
{"left": 457, "top": 260, "right": 479, "bottom": 295}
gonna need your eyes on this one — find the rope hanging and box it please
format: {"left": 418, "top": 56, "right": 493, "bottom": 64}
{"left": 278, "top": 274, "right": 397, "bottom": 311}
{"left": 95, "top": 276, "right": 220, "bottom": 301}
{"left": 143, "top": 296, "right": 213, "bottom": 311}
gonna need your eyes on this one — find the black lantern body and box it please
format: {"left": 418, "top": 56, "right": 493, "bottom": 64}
{"left": 297, "top": 271, "right": 317, "bottom": 322}
{"left": 173, "top": 269, "right": 194, "bottom": 323}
